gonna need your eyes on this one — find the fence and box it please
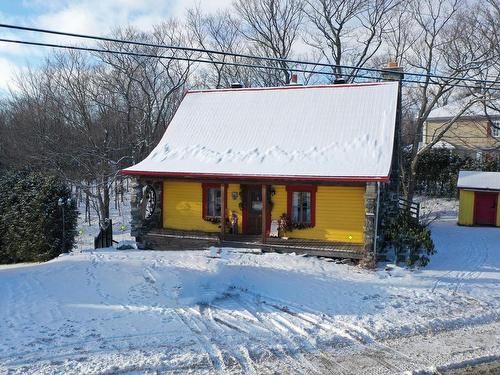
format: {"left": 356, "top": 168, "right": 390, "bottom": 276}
{"left": 398, "top": 198, "right": 420, "bottom": 221}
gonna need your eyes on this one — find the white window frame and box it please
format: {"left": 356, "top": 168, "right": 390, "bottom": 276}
{"left": 206, "top": 187, "right": 221, "bottom": 218}
{"left": 491, "top": 120, "right": 500, "bottom": 139}
{"left": 291, "top": 191, "right": 312, "bottom": 225}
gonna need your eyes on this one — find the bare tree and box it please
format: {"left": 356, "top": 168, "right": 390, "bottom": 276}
{"left": 98, "top": 21, "right": 193, "bottom": 163}
{"left": 187, "top": 7, "right": 257, "bottom": 88}
{"left": 234, "top": 0, "right": 305, "bottom": 85}
{"left": 389, "top": 0, "right": 495, "bottom": 200}
{"left": 3, "top": 21, "right": 193, "bottom": 224}
{"left": 304, "top": 0, "right": 398, "bottom": 82}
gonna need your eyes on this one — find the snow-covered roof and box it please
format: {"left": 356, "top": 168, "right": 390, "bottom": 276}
{"left": 431, "top": 140, "right": 455, "bottom": 150}
{"left": 428, "top": 97, "right": 500, "bottom": 120}
{"left": 457, "top": 170, "right": 500, "bottom": 191}
{"left": 123, "top": 82, "right": 399, "bottom": 181}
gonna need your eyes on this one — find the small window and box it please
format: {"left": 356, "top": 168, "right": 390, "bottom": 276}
{"left": 286, "top": 186, "right": 317, "bottom": 227}
{"left": 206, "top": 187, "right": 221, "bottom": 218}
{"left": 491, "top": 121, "right": 500, "bottom": 139}
{"left": 291, "top": 191, "right": 312, "bottom": 224}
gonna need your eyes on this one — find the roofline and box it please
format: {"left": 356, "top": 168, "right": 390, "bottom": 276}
{"left": 186, "top": 82, "right": 393, "bottom": 95}
{"left": 458, "top": 186, "right": 500, "bottom": 192}
{"left": 120, "top": 170, "right": 389, "bottom": 182}
{"left": 427, "top": 115, "right": 500, "bottom": 122}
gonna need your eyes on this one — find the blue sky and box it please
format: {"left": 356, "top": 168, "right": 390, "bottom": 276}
{"left": 0, "top": 0, "right": 232, "bottom": 92}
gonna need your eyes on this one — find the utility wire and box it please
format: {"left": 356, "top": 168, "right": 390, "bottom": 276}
{"left": 0, "top": 22, "right": 498, "bottom": 87}
{"left": 0, "top": 37, "right": 498, "bottom": 91}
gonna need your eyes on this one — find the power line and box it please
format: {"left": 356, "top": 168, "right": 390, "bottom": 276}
{"left": 2, "top": 36, "right": 496, "bottom": 91}
{"left": 0, "top": 22, "right": 498, "bottom": 87}
{"left": 0, "top": 37, "right": 496, "bottom": 91}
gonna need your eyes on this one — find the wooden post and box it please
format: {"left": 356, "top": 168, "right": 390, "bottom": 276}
{"left": 220, "top": 183, "right": 226, "bottom": 240}
{"left": 261, "top": 184, "right": 267, "bottom": 244}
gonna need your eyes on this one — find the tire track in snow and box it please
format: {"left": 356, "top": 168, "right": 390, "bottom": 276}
{"left": 237, "top": 289, "right": 430, "bottom": 373}
{"left": 172, "top": 307, "right": 226, "bottom": 373}
{"left": 190, "top": 302, "right": 275, "bottom": 374}
{"left": 233, "top": 292, "right": 338, "bottom": 374}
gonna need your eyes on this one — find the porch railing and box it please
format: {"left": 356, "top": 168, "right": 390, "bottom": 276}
{"left": 398, "top": 198, "right": 420, "bottom": 221}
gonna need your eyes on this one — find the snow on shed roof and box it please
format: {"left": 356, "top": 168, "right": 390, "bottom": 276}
{"left": 123, "top": 82, "right": 399, "bottom": 181}
{"left": 458, "top": 170, "right": 500, "bottom": 191}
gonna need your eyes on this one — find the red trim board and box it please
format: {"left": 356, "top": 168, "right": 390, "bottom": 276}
{"left": 121, "top": 170, "right": 389, "bottom": 183}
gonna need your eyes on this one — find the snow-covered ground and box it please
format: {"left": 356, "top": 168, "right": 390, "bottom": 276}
{"left": 0, "top": 198, "right": 499, "bottom": 374}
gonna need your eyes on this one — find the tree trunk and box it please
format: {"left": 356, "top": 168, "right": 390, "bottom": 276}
{"left": 406, "top": 155, "right": 420, "bottom": 203}
{"left": 85, "top": 192, "right": 91, "bottom": 226}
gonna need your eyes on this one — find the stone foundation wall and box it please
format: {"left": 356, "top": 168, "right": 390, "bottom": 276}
{"left": 130, "top": 177, "right": 163, "bottom": 248}
{"left": 362, "top": 182, "right": 377, "bottom": 268}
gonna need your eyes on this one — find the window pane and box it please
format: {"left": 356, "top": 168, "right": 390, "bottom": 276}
{"left": 291, "top": 191, "right": 312, "bottom": 224}
{"left": 215, "top": 189, "right": 221, "bottom": 216}
{"left": 292, "top": 192, "right": 300, "bottom": 221}
{"left": 207, "top": 187, "right": 221, "bottom": 217}
{"left": 302, "top": 192, "right": 311, "bottom": 223}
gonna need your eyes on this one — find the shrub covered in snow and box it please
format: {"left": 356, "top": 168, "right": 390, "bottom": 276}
{"left": 381, "top": 212, "right": 435, "bottom": 267}
{"left": 0, "top": 169, "right": 78, "bottom": 264}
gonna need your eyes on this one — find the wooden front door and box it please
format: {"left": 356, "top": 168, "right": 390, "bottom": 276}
{"left": 243, "top": 185, "right": 262, "bottom": 234}
{"left": 474, "top": 192, "right": 497, "bottom": 226}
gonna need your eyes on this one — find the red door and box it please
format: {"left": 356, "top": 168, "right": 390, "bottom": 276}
{"left": 474, "top": 192, "right": 498, "bottom": 226}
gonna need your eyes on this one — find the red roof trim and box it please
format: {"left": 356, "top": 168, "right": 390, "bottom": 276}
{"left": 120, "top": 170, "right": 389, "bottom": 182}
{"left": 187, "top": 82, "right": 387, "bottom": 95}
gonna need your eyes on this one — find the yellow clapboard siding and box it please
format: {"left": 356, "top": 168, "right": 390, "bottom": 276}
{"left": 163, "top": 181, "right": 220, "bottom": 232}
{"left": 458, "top": 189, "right": 475, "bottom": 226}
{"left": 271, "top": 185, "right": 365, "bottom": 244}
{"left": 272, "top": 185, "right": 288, "bottom": 218}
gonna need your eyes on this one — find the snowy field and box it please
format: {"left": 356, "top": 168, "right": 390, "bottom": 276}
{"left": 0, "top": 200, "right": 499, "bottom": 374}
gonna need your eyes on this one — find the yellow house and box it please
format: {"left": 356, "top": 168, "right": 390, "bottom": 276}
{"left": 458, "top": 171, "right": 500, "bottom": 227}
{"left": 423, "top": 98, "right": 500, "bottom": 159}
{"left": 122, "top": 82, "right": 399, "bottom": 261}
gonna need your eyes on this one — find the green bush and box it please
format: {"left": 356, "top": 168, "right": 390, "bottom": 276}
{"left": 402, "top": 150, "right": 499, "bottom": 198}
{"left": 0, "top": 169, "right": 78, "bottom": 264}
{"left": 382, "top": 212, "right": 435, "bottom": 267}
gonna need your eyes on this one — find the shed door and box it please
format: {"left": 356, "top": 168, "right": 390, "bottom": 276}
{"left": 474, "top": 192, "right": 497, "bottom": 226}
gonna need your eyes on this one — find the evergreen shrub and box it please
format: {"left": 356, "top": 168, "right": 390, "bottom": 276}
{"left": 0, "top": 169, "right": 78, "bottom": 264}
{"left": 382, "top": 212, "right": 435, "bottom": 267}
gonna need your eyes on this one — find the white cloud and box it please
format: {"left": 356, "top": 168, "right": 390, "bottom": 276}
{"left": 0, "top": 57, "right": 25, "bottom": 93}
{"left": 0, "top": 0, "right": 234, "bottom": 90}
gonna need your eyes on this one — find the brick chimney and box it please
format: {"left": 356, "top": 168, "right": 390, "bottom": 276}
{"left": 381, "top": 61, "right": 404, "bottom": 81}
